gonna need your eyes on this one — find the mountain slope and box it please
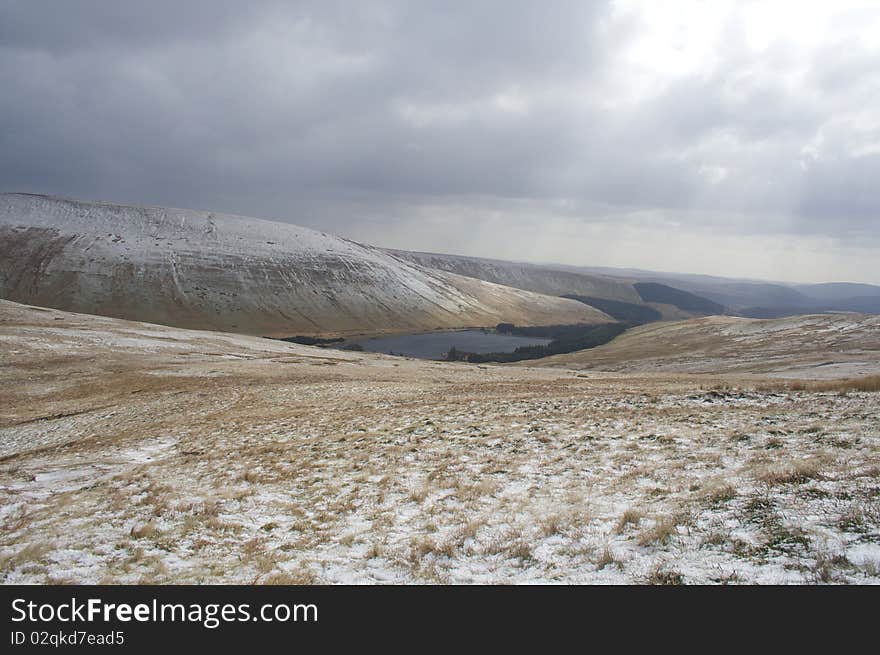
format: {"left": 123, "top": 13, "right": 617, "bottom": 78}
{"left": 387, "top": 249, "right": 643, "bottom": 303}
{"left": 795, "top": 282, "right": 880, "bottom": 302}
{"left": 633, "top": 282, "right": 725, "bottom": 314}
{"left": 550, "top": 264, "right": 817, "bottom": 310}
{"left": 561, "top": 295, "right": 663, "bottom": 323}
{"left": 0, "top": 194, "right": 610, "bottom": 336}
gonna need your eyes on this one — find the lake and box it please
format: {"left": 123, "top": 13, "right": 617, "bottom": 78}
{"left": 353, "top": 329, "right": 552, "bottom": 360}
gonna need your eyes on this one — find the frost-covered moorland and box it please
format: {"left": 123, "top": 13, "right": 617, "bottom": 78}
{"left": 1, "top": 299, "right": 878, "bottom": 584}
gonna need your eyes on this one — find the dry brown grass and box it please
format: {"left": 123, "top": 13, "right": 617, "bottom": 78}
{"left": 646, "top": 565, "right": 684, "bottom": 585}
{"left": 0, "top": 542, "right": 54, "bottom": 573}
{"left": 757, "top": 458, "right": 825, "bottom": 486}
{"left": 757, "top": 375, "right": 880, "bottom": 394}
{"left": 260, "top": 568, "right": 318, "bottom": 585}
{"left": 506, "top": 539, "right": 534, "bottom": 562}
{"left": 408, "top": 485, "right": 431, "bottom": 503}
{"left": 129, "top": 522, "right": 159, "bottom": 540}
{"left": 819, "top": 375, "right": 880, "bottom": 392}
{"left": 538, "top": 512, "right": 572, "bottom": 537}
{"left": 638, "top": 516, "right": 681, "bottom": 547}
{"left": 615, "top": 508, "right": 645, "bottom": 533}
{"left": 810, "top": 550, "right": 852, "bottom": 584}
{"left": 702, "top": 481, "right": 737, "bottom": 506}
{"left": 595, "top": 546, "right": 622, "bottom": 570}
{"left": 408, "top": 536, "right": 456, "bottom": 564}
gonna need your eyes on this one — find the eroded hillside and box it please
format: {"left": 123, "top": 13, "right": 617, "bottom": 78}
{"left": 0, "top": 194, "right": 609, "bottom": 337}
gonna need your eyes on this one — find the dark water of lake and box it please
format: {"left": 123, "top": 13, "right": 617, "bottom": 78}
{"left": 353, "top": 329, "right": 552, "bottom": 360}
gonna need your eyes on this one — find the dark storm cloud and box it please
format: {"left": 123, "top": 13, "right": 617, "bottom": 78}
{"left": 1, "top": 0, "right": 879, "bottom": 274}
{"left": 0, "top": 1, "right": 272, "bottom": 52}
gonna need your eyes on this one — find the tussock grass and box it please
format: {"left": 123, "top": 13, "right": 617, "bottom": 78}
{"left": 364, "top": 542, "right": 384, "bottom": 560}
{"left": 646, "top": 565, "right": 684, "bottom": 585}
{"left": 638, "top": 516, "right": 680, "bottom": 547}
{"left": 757, "top": 375, "right": 880, "bottom": 394}
{"left": 0, "top": 542, "right": 54, "bottom": 573}
{"left": 595, "top": 546, "right": 622, "bottom": 570}
{"left": 129, "top": 522, "right": 159, "bottom": 540}
{"left": 615, "top": 508, "right": 645, "bottom": 533}
{"left": 810, "top": 550, "right": 852, "bottom": 584}
{"left": 483, "top": 529, "right": 533, "bottom": 562}
{"left": 506, "top": 540, "right": 534, "bottom": 562}
{"left": 260, "top": 568, "right": 318, "bottom": 585}
{"left": 408, "top": 536, "right": 455, "bottom": 564}
{"left": 837, "top": 503, "right": 877, "bottom": 534}
{"left": 757, "top": 458, "right": 825, "bottom": 486}
{"left": 702, "top": 481, "right": 737, "bottom": 506}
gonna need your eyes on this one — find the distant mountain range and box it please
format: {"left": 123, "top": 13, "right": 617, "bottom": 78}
{"left": 545, "top": 263, "right": 880, "bottom": 315}
{"left": 395, "top": 252, "right": 880, "bottom": 318}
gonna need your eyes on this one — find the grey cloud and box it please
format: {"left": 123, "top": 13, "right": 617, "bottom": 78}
{"left": 0, "top": 1, "right": 279, "bottom": 52}
{"left": 0, "top": 1, "right": 878, "bottom": 281}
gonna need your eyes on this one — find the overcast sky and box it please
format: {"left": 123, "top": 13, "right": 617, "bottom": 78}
{"left": 2, "top": 1, "right": 879, "bottom": 283}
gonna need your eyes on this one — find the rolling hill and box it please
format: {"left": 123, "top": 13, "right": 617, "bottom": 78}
{"left": 536, "top": 313, "right": 880, "bottom": 377}
{"left": 0, "top": 194, "right": 611, "bottom": 336}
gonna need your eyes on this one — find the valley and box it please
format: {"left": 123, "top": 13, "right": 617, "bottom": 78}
{"left": 1, "top": 195, "right": 878, "bottom": 585}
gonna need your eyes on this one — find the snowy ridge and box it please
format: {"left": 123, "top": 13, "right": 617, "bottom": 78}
{"left": 388, "top": 248, "right": 643, "bottom": 303}
{"left": 0, "top": 194, "right": 611, "bottom": 335}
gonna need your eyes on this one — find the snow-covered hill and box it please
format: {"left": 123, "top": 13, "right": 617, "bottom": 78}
{"left": 388, "top": 249, "right": 643, "bottom": 303}
{"left": 0, "top": 194, "right": 611, "bottom": 336}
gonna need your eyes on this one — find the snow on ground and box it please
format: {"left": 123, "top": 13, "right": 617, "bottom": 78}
{"left": 0, "top": 301, "right": 878, "bottom": 584}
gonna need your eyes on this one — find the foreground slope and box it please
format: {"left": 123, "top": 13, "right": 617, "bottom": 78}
{"left": 539, "top": 314, "right": 880, "bottom": 377}
{"left": 0, "top": 194, "right": 609, "bottom": 336}
{"left": 1, "top": 300, "right": 878, "bottom": 584}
